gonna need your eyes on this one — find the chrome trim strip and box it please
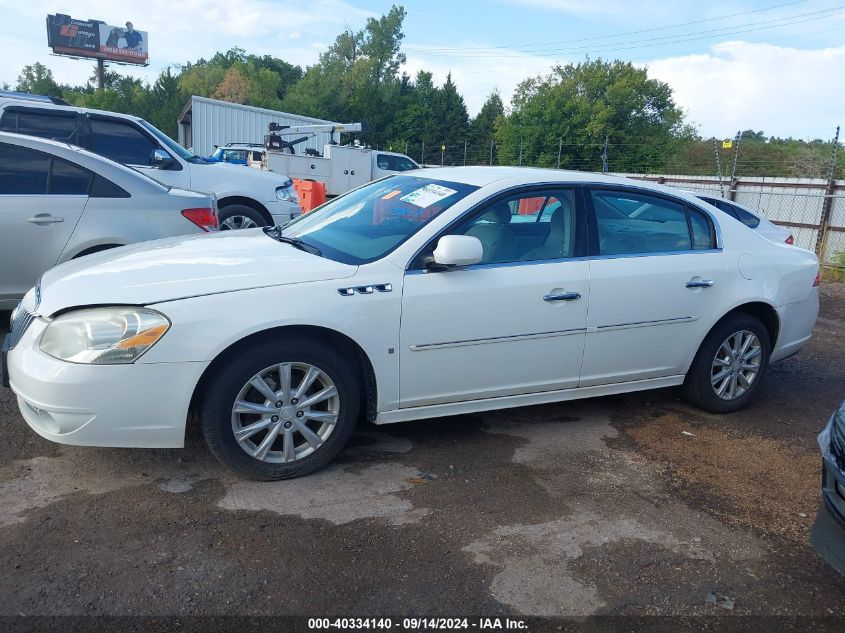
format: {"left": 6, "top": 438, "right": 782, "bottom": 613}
{"left": 589, "top": 248, "right": 722, "bottom": 261}
{"left": 405, "top": 250, "right": 722, "bottom": 275}
{"left": 409, "top": 327, "right": 586, "bottom": 351}
{"left": 594, "top": 315, "right": 697, "bottom": 332}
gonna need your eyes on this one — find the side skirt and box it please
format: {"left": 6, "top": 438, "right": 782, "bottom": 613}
{"left": 374, "top": 375, "right": 685, "bottom": 425}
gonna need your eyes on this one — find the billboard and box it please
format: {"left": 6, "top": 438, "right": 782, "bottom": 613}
{"left": 46, "top": 14, "right": 149, "bottom": 65}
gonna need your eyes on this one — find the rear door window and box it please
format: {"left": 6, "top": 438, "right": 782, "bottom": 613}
{"left": 89, "top": 117, "right": 157, "bottom": 166}
{"left": 0, "top": 143, "right": 49, "bottom": 194}
{"left": 49, "top": 158, "right": 93, "bottom": 195}
{"left": 590, "top": 189, "right": 723, "bottom": 255}
{"left": 0, "top": 109, "right": 81, "bottom": 144}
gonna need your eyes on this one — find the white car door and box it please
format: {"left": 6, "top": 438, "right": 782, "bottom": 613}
{"left": 87, "top": 116, "right": 191, "bottom": 188}
{"left": 0, "top": 143, "right": 87, "bottom": 306}
{"left": 399, "top": 188, "right": 589, "bottom": 408}
{"left": 580, "top": 187, "right": 726, "bottom": 387}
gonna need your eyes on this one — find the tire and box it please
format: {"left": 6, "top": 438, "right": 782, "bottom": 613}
{"left": 218, "top": 204, "right": 268, "bottom": 231}
{"left": 681, "top": 312, "right": 771, "bottom": 413}
{"left": 200, "top": 336, "right": 360, "bottom": 480}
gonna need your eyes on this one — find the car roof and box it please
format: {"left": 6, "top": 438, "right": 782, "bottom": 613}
{"left": 0, "top": 97, "right": 142, "bottom": 123}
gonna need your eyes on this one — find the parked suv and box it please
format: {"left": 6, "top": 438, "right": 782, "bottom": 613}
{"left": 0, "top": 94, "right": 300, "bottom": 230}
{"left": 0, "top": 131, "right": 218, "bottom": 309}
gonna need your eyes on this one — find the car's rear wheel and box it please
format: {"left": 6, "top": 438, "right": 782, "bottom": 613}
{"left": 681, "top": 313, "right": 771, "bottom": 413}
{"left": 218, "top": 204, "right": 267, "bottom": 230}
{"left": 200, "top": 337, "right": 359, "bottom": 479}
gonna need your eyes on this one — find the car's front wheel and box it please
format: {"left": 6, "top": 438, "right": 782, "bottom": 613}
{"left": 200, "top": 337, "right": 360, "bottom": 479}
{"left": 218, "top": 204, "right": 268, "bottom": 230}
{"left": 681, "top": 313, "right": 771, "bottom": 413}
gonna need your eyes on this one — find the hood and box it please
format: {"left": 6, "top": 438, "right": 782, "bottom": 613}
{"left": 37, "top": 230, "right": 356, "bottom": 316}
{"left": 202, "top": 161, "right": 289, "bottom": 184}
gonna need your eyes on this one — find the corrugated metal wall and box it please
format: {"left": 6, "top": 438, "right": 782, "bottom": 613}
{"left": 183, "top": 96, "right": 338, "bottom": 157}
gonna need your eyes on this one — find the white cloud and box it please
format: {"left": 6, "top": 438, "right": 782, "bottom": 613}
{"left": 645, "top": 41, "right": 845, "bottom": 139}
{"left": 0, "top": 0, "right": 371, "bottom": 87}
{"left": 403, "top": 45, "right": 558, "bottom": 116}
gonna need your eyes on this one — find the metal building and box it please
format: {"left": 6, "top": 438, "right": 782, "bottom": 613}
{"left": 177, "top": 96, "right": 337, "bottom": 157}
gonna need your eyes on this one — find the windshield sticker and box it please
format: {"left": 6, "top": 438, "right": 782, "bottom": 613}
{"left": 381, "top": 190, "right": 402, "bottom": 200}
{"left": 400, "top": 184, "right": 458, "bottom": 208}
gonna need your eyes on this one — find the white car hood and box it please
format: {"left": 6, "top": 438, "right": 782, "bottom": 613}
{"left": 37, "top": 230, "right": 356, "bottom": 316}
{"left": 192, "top": 161, "right": 289, "bottom": 188}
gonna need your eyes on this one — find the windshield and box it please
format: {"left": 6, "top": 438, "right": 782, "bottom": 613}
{"left": 137, "top": 120, "right": 207, "bottom": 163}
{"left": 280, "top": 175, "right": 479, "bottom": 264}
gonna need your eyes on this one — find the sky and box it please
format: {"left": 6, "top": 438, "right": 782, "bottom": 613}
{"left": 0, "top": 0, "right": 843, "bottom": 140}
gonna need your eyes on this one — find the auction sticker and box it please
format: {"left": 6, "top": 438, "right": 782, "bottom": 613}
{"left": 400, "top": 184, "right": 457, "bottom": 208}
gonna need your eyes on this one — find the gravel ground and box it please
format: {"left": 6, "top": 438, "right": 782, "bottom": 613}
{"left": 0, "top": 283, "right": 843, "bottom": 622}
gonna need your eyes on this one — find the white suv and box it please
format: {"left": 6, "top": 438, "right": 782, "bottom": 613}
{"left": 0, "top": 94, "right": 300, "bottom": 229}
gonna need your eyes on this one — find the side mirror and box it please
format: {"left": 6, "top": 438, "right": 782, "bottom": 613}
{"left": 150, "top": 148, "right": 174, "bottom": 169}
{"left": 430, "top": 235, "right": 483, "bottom": 269}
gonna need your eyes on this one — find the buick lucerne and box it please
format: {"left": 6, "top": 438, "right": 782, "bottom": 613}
{"left": 3, "top": 168, "right": 820, "bottom": 479}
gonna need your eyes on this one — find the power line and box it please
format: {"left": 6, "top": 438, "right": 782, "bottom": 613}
{"left": 406, "top": 0, "right": 810, "bottom": 52}
{"left": 407, "top": 5, "right": 845, "bottom": 58}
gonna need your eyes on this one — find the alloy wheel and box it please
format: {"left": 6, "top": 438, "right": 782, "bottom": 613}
{"left": 710, "top": 329, "right": 762, "bottom": 400}
{"left": 220, "top": 215, "right": 259, "bottom": 230}
{"left": 231, "top": 362, "right": 340, "bottom": 462}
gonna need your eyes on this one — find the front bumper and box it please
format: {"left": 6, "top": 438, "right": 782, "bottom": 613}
{"left": 265, "top": 199, "right": 301, "bottom": 224}
{"left": 7, "top": 317, "right": 209, "bottom": 449}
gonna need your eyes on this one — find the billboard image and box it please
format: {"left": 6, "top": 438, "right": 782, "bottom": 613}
{"left": 46, "top": 14, "right": 149, "bottom": 65}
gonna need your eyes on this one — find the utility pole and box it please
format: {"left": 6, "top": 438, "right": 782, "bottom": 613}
{"left": 489, "top": 139, "right": 494, "bottom": 165}
{"left": 96, "top": 58, "right": 105, "bottom": 90}
{"left": 518, "top": 138, "right": 523, "bottom": 166}
{"left": 713, "top": 138, "right": 725, "bottom": 198}
{"left": 557, "top": 138, "right": 562, "bottom": 170}
{"left": 816, "top": 125, "right": 841, "bottom": 257}
{"left": 601, "top": 136, "right": 609, "bottom": 174}
{"left": 463, "top": 140, "right": 467, "bottom": 166}
{"left": 729, "top": 130, "right": 742, "bottom": 200}
{"left": 441, "top": 144, "right": 445, "bottom": 166}
{"left": 421, "top": 140, "right": 425, "bottom": 166}
{"left": 405, "top": 140, "right": 408, "bottom": 156}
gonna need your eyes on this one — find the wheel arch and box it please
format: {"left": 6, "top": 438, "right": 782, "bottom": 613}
{"left": 186, "top": 324, "right": 378, "bottom": 439}
{"left": 67, "top": 242, "right": 126, "bottom": 260}
{"left": 686, "top": 300, "right": 780, "bottom": 373}
{"left": 217, "top": 196, "right": 273, "bottom": 226}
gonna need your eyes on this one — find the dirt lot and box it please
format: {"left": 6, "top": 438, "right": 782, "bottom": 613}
{"left": 1, "top": 284, "right": 844, "bottom": 623}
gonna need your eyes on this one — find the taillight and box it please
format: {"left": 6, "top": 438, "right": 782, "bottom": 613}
{"left": 181, "top": 207, "right": 219, "bottom": 232}
{"left": 813, "top": 272, "right": 820, "bottom": 287}
{"left": 785, "top": 235, "right": 794, "bottom": 245}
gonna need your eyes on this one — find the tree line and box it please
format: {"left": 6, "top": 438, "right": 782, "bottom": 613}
{"left": 6, "top": 5, "right": 842, "bottom": 179}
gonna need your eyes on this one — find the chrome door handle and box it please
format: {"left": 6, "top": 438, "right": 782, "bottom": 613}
{"left": 27, "top": 214, "right": 64, "bottom": 224}
{"left": 685, "top": 279, "right": 714, "bottom": 288}
{"left": 543, "top": 292, "right": 581, "bottom": 302}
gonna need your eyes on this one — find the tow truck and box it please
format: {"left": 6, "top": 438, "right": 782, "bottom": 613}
{"left": 260, "top": 122, "right": 420, "bottom": 196}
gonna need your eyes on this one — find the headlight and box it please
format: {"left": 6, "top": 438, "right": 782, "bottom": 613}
{"left": 276, "top": 182, "right": 299, "bottom": 202}
{"left": 39, "top": 307, "right": 170, "bottom": 364}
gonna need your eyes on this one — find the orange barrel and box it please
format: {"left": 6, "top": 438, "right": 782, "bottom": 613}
{"left": 293, "top": 178, "right": 327, "bottom": 213}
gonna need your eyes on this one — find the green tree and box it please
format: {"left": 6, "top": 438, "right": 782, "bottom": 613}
{"left": 15, "top": 62, "right": 63, "bottom": 97}
{"left": 470, "top": 90, "right": 505, "bottom": 161}
{"left": 284, "top": 5, "right": 408, "bottom": 146}
{"left": 433, "top": 72, "right": 469, "bottom": 152}
{"left": 496, "top": 59, "right": 688, "bottom": 172}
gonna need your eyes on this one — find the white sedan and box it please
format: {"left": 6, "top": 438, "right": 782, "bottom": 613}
{"left": 3, "top": 168, "right": 820, "bottom": 479}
